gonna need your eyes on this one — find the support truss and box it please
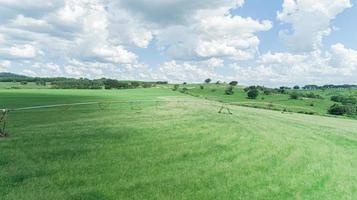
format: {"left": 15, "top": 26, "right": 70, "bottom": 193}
{"left": 218, "top": 104, "right": 233, "bottom": 115}
{"left": 0, "top": 109, "right": 9, "bottom": 137}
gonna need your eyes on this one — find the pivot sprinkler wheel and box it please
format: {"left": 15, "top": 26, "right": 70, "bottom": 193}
{"left": 0, "top": 109, "right": 9, "bottom": 137}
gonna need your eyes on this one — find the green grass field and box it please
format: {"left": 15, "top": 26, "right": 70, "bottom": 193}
{"left": 181, "top": 84, "right": 357, "bottom": 119}
{"left": 1, "top": 88, "right": 357, "bottom": 199}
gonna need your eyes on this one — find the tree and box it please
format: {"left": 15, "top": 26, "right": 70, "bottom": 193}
{"left": 293, "top": 85, "right": 300, "bottom": 90}
{"left": 229, "top": 81, "right": 238, "bottom": 86}
{"left": 225, "top": 86, "right": 234, "bottom": 95}
{"left": 247, "top": 89, "right": 259, "bottom": 99}
{"left": 204, "top": 78, "right": 211, "bottom": 84}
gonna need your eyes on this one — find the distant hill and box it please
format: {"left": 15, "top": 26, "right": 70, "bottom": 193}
{"left": 0, "top": 72, "right": 27, "bottom": 78}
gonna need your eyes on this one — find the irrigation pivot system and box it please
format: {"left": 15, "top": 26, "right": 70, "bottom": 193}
{"left": 0, "top": 100, "right": 233, "bottom": 137}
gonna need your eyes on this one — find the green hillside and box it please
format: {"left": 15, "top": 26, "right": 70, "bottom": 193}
{"left": 177, "top": 84, "right": 357, "bottom": 119}
{"left": 1, "top": 88, "right": 356, "bottom": 199}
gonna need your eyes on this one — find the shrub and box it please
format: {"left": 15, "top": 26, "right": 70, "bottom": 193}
{"left": 180, "top": 87, "right": 188, "bottom": 93}
{"left": 304, "top": 92, "right": 322, "bottom": 99}
{"left": 142, "top": 83, "right": 153, "bottom": 88}
{"left": 225, "top": 86, "right": 234, "bottom": 95}
{"left": 342, "top": 96, "right": 356, "bottom": 105}
{"left": 247, "top": 89, "right": 259, "bottom": 99}
{"left": 130, "top": 82, "right": 140, "bottom": 88}
{"left": 328, "top": 104, "right": 347, "bottom": 115}
{"left": 263, "top": 89, "right": 272, "bottom": 95}
{"left": 200, "top": 85, "right": 204, "bottom": 90}
{"left": 331, "top": 95, "right": 356, "bottom": 105}
{"left": 277, "top": 88, "right": 287, "bottom": 94}
{"left": 331, "top": 95, "right": 344, "bottom": 102}
{"left": 344, "top": 104, "right": 357, "bottom": 115}
{"left": 290, "top": 92, "right": 300, "bottom": 100}
{"left": 172, "top": 84, "right": 179, "bottom": 91}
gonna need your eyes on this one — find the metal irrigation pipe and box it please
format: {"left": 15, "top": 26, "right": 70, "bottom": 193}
{"left": 0, "top": 99, "right": 230, "bottom": 137}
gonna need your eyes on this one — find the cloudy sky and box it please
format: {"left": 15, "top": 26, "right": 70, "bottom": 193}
{"left": 0, "top": 0, "right": 356, "bottom": 86}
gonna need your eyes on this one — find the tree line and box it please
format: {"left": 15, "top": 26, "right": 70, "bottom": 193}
{"left": 0, "top": 74, "right": 168, "bottom": 89}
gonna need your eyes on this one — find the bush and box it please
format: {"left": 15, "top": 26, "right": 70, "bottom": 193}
{"left": 225, "top": 86, "right": 234, "bottom": 95}
{"left": 247, "top": 89, "right": 259, "bottom": 99}
{"left": 331, "top": 95, "right": 344, "bottom": 102}
{"left": 180, "top": 87, "right": 188, "bottom": 93}
{"left": 130, "top": 82, "right": 140, "bottom": 88}
{"left": 344, "top": 104, "right": 357, "bottom": 115}
{"left": 290, "top": 92, "right": 300, "bottom": 100}
{"left": 172, "top": 84, "right": 179, "bottom": 91}
{"left": 142, "top": 83, "right": 153, "bottom": 88}
{"left": 263, "top": 89, "right": 272, "bottom": 95}
{"left": 200, "top": 85, "right": 204, "bottom": 90}
{"left": 328, "top": 104, "right": 347, "bottom": 115}
{"left": 331, "top": 95, "right": 356, "bottom": 105}
{"left": 305, "top": 92, "right": 321, "bottom": 99}
{"left": 342, "top": 96, "right": 356, "bottom": 105}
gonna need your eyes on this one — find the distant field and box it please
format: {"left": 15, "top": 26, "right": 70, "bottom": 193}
{"left": 181, "top": 84, "right": 357, "bottom": 119}
{"left": 0, "top": 88, "right": 356, "bottom": 199}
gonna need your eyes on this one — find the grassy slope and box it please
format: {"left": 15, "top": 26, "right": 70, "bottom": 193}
{"left": 0, "top": 88, "right": 356, "bottom": 199}
{"left": 184, "top": 84, "right": 357, "bottom": 118}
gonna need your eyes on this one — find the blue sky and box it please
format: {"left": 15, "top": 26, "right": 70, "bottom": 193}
{"left": 0, "top": 0, "right": 356, "bottom": 86}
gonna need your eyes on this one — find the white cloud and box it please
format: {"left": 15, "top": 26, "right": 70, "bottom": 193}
{"left": 156, "top": 10, "right": 272, "bottom": 60}
{"left": 0, "top": 44, "right": 42, "bottom": 59}
{"left": 277, "top": 0, "right": 351, "bottom": 52}
{"left": 155, "top": 59, "right": 226, "bottom": 82}
{"left": 9, "top": 44, "right": 41, "bottom": 58}
{"left": 0, "top": 60, "right": 11, "bottom": 71}
{"left": 116, "top": 0, "right": 245, "bottom": 26}
{"left": 91, "top": 46, "right": 138, "bottom": 64}
{"left": 329, "top": 43, "right": 357, "bottom": 75}
{"left": 229, "top": 44, "right": 357, "bottom": 86}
